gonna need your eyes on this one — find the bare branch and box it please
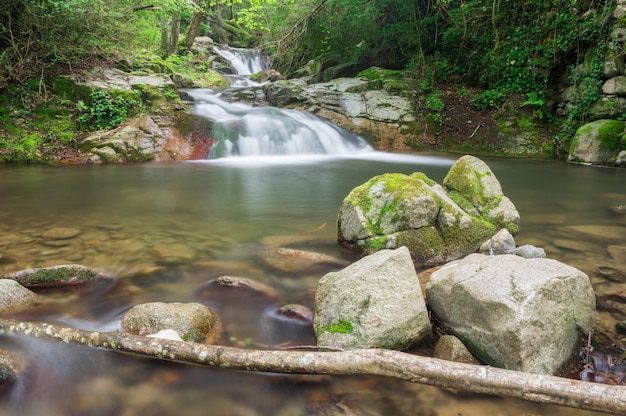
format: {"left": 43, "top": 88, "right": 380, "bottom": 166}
{"left": 0, "top": 318, "right": 624, "bottom": 415}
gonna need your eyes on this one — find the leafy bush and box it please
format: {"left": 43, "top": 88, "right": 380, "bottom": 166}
{"left": 76, "top": 90, "right": 142, "bottom": 130}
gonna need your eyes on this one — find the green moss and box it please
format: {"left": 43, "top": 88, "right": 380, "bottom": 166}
{"left": 357, "top": 67, "right": 403, "bottom": 81}
{"left": 322, "top": 319, "right": 354, "bottom": 334}
{"left": 597, "top": 120, "right": 625, "bottom": 151}
{"left": 26, "top": 267, "right": 98, "bottom": 284}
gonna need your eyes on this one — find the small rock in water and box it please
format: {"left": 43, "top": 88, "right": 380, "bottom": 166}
{"left": 596, "top": 266, "right": 626, "bottom": 282}
{"left": 479, "top": 228, "right": 516, "bottom": 255}
{"left": 260, "top": 247, "right": 349, "bottom": 274}
{"left": 42, "top": 227, "right": 81, "bottom": 240}
{"left": 199, "top": 275, "right": 281, "bottom": 300}
{"left": 1, "top": 264, "right": 115, "bottom": 288}
{"left": 122, "top": 302, "right": 222, "bottom": 344}
{"left": 514, "top": 244, "right": 546, "bottom": 258}
{"left": 276, "top": 304, "right": 313, "bottom": 324}
{"left": 434, "top": 335, "right": 480, "bottom": 365}
{"left": 610, "top": 203, "right": 626, "bottom": 214}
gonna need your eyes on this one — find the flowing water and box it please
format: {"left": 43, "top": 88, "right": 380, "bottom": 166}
{"left": 0, "top": 48, "right": 623, "bottom": 415}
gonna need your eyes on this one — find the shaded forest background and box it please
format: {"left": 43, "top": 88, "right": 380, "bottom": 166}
{"left": 0, "top": 0, "right": 615, "bottom": 159}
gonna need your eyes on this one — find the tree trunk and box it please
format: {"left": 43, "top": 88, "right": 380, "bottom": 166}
{"left": 0, "top": 318, "right": 624, "bottom": 415}
{"left": 169, "top": 12, "right": 180, "bottom": 56}
{"left": 184, "top": 11, "right": 204, "bottom": 50}
{"left": 160, "top": 17, "right": 170, "bottom": 57}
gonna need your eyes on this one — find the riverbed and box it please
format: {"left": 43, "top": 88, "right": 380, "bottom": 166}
{"left": 0, "top": 154, "right": 623, "bottom": 415}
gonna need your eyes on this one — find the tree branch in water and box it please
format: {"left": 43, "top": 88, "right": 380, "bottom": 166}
{"left": 0, "top": 318, "right": 624, "bottom": 415}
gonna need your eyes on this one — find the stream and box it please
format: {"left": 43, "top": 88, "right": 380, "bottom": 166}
{"left": 0, "top": 46, "right": 624, "bottom": 415}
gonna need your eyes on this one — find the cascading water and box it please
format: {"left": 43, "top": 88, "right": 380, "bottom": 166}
{"left": 212, "top": 45, "right": 268, "bottom": 76}
{"left": 187, "top": 46, "right": 374, "bottom": 160}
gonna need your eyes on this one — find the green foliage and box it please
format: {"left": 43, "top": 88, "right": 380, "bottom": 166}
{"left": 425, "top": 93, "right": 444, "bottom": 125}
{"left": 76, "top": 90, "right": 142, "bottom": 130}
{"left": 521, "top": 92, "right": 551, "bottom": 121}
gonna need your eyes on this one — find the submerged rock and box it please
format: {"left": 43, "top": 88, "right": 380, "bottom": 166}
{"left": 337, "top": 155, "right": 519, "bottom": 264}
{"left": 426, "top": 253, "right": 595, "bottom": 374}
{"left": 42, "top": 227, "right": 81, "bottom": 240}
{"left": 200, "top": 275, "right": 280, "bottom": 300}
{"left": 122, "top": 302, "right": 222, "bottom": 344}
{"left": 314, "top": 246, "right": 431, "bottom": 350}
{"left": 259, "top": 247, "right": 349, "bottom": 274}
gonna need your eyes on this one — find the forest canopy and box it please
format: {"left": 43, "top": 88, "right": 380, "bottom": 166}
{"left": 0, "top": 0, "right": 615, "bottom": 102}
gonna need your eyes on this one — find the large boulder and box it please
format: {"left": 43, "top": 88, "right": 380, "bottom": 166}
{"left": 425, "top": 253, "right": 596, "bottom": 374}
{"left": 121, "top": 302, "right": 222, "bottom": 344}
{"left": 82, "top": 114, "right": 194, "bottom": 163}
{"left": 568, "top": 119, "right": 625, "bottom": 164}
{"left": 337, "top": 155, "right": 520, "bottom": 264}
{"left": 313, "top": 246, "right": 431, "bottom": 350}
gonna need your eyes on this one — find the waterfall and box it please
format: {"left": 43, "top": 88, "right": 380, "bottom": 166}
{"left": 213, "top": 45, "right": 268, "bottom": 76}
{"left": 186, "top": 45, "right": 374, "bottom": 160}
{"left": 186, "top": 90, "right": 373, "bottom": 159}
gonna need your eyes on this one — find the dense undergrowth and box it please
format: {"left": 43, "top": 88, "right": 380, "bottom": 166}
{"left": 0, "top": 0, "right": 618, "bottom": 162}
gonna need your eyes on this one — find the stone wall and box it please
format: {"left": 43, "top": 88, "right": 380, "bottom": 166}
{"left": 557, "top": 2, "right": 626, "bottom": 166}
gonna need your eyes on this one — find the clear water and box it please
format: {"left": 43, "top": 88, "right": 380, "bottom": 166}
{"left": 0, "top": 154, "right": 623, "bottom": 415}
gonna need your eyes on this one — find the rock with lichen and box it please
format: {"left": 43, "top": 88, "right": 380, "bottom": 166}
{"left": 121, "top": 302, "right": 222, "bottom": 344}
{"left": 426, "top": 253, "right": 595, "bottom": 374}
{"left": 337, "top": 155, "right": 520, "bottom": 264}
{"left": 313, "top": 247, "right": 431, "bottom": 350}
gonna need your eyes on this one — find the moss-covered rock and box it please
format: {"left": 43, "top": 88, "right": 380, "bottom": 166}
{"left": 337, "top": 155, "right": 519, "bottom": 264}
{"left": 1, "top": 264, "right": 114, "bottom": 289}
{"left": 569, "top": 119, "right": 625, "bottom": 164}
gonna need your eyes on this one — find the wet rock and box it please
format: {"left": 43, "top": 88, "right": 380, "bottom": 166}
{"left": 0, "top": 348, "right": 23, "bottom": 383}
{"left": 596, "top": 266, "right": 626, "bottom": 282}
{"left": 122, "top": 302, "right": 222, "bottom": 344}
{"left": 260, "top": 247, "right": 349, "bottom": 274}
{"left": 260, "top": 304, "right": 315, "bottom": 345}
{"left": 200, "top": 275, "right": 280, "bottom": 300}
{"left": 514, "top": 244, "right": 546, "bottom": 258}
{"left": 433, "top": 335, "right": 480, "bottom": 365}
{"left": 42, "top": 227, "right": 81, "bottom": 240}
{"left": 426, "top": 253, "right": 595, "bottom": 374}
{"left": 1, "top": 264, "right": 115, "bottom": 289}
{"left": 479, "top": 228, "right": 516, "bottom": 255}
{"left": 611, "top": 203, "right": 626, "bottom": 214}
{"left": 0, "top": 280, "right": 40, "bottom": 313}
{"left": 314, "top": 247, "right": 431, "bottom": 350}
{"left": 276, "top": 304, "right": 313, "bottom": 324}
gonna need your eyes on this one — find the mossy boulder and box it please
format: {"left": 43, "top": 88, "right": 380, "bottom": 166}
{"left": 337, "top": 155, "right": 520, "bottom": 264}
{"left": 568, "top": 119, "right": 625, "bottom": 164}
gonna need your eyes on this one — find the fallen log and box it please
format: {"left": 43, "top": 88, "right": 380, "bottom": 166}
{"left": 0, "top": 318, "right": 624, "bottom": 415}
